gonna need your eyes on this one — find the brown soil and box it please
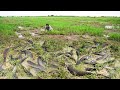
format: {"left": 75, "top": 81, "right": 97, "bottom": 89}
{"left": 104, "top": 29, "right": 120, "bottom": 34}
{"left": 42, "top": 35, "right": 80, "bottom": 41}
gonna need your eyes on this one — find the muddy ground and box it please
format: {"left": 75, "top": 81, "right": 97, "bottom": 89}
{"left": 0, "top": 28, "right": 120, "bottom": 79}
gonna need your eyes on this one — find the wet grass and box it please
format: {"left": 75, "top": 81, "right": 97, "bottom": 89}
{"left": 42, "top": 39, "right": 66, "bottom": 52}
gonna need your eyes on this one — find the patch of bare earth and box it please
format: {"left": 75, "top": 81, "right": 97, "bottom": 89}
{"left": 104, "top": 29, "right": 120, "bottom": 34}
{"left": 42, "top": 35, "right": 80, "bottom": 41}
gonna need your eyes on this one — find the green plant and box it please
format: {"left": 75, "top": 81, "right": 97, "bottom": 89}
{"left": 109, "top": 33, "right": 120, "bottom": 42}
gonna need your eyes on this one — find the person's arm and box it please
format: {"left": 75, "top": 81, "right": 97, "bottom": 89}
{"left": 49, "top": 25, "right": 53, "bottom": 30}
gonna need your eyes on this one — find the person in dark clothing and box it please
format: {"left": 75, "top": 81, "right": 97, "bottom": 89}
{"left": 44, "top": 24, "right": 53, "bottom": 31}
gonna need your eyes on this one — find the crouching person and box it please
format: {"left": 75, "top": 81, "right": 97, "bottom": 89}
{"left": 44, "top": 24, "right": 53, "bottom": 31}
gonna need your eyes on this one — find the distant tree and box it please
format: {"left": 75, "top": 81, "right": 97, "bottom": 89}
{"left": 51, "top": 15, "right": 54, "bottom": 16}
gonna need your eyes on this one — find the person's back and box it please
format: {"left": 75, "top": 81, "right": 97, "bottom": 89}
{"left": 45, "top": 24, "right": 53, "bottom": 31}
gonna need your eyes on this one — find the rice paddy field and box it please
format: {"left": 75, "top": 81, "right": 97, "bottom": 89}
{"left": 0, "top": 16, "right": 120, "bottom": 79}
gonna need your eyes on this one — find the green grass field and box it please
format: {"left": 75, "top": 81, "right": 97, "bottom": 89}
{"left": 0, "top": 16, "right": 120, "bottom": 40}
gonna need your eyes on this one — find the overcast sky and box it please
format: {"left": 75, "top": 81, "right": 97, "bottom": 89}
{"left": 0, "top": 11, "right": 120, "bottom": 16}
